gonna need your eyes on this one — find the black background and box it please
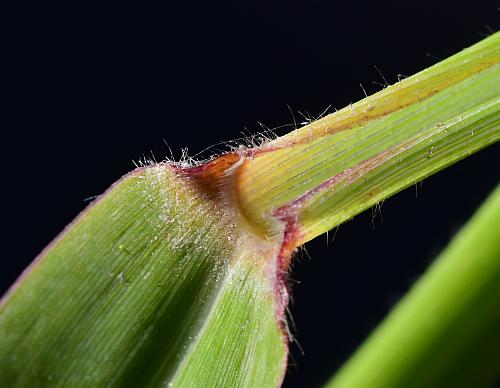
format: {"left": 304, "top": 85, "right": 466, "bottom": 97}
{"left": 4, "top": 3, "right": 500, "bottom": 387}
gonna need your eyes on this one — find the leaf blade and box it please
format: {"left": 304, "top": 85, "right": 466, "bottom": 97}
{"left": 0, "top": 165, "right": 287, "bottom": 387}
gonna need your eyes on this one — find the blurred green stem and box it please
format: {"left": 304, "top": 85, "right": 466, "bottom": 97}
{"left": 328, "top": 184, "right": 500, "bottom": 388}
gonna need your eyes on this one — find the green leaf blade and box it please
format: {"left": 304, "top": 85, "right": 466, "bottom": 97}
{"left": 172, "top": 259, "right": 287, "bottom": 387}
{"left": 0, "top": 165, "right": 287, "bottom": 387}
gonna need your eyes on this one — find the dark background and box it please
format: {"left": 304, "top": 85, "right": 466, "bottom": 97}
{"left": 4, "top": 3, "right": 499, "bottom": 387}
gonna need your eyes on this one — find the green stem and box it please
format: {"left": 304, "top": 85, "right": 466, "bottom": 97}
{"left": 236, "top": 32, "right": 500, "bottom": 244}
{"left": 327, "top": 184, "right": 500, "bottom": 388}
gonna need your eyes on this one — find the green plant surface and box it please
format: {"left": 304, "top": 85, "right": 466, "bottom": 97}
{"left": 328, "top": 184, "right": 500, "bottom": 388}
{"left": 0, "top": 33, "right": 499, "bottom": 387}
{"left": 0, "top": 166, "right": 287, "bottom": 387}
{"left": 236, "top": 31, "right": 499, "bottom": 243}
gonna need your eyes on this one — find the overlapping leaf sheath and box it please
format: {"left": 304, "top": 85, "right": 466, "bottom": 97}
{"left": 1, "top": 31, "right": 499, "bottom": 388}
{"left": 236, "top": 32, "right": 500, "bottom": 244}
